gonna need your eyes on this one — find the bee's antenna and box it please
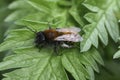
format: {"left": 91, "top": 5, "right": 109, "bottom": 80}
{"left": 48, "top": 22, "right": 52, "bottom": 29}
{"left": 26, "top": 27, "right": 37, "bottom": 34}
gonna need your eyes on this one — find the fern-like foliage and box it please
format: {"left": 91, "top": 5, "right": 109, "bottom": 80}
{"left": 114, "top": 45, "right": 120, "bottom": 59}
{"left": 1, "top": 0, "right": 120, "bottom": 80}
{"left": 0, "top": 47, "right": 104, "bottom": 80}
{"left": 81, "top": 0, "right": 120, "bottom": 52}
{"left": 5, "top": 0, "right": 38, "bottom": 22}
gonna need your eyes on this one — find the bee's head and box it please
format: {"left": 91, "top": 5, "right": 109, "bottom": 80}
{"left": 35, "top": 31, "right": 45, "bottom": 45}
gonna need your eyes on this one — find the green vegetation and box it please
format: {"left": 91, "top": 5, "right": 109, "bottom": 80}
{"left": 0, "top": 0, "right": 120, "bottom": 80}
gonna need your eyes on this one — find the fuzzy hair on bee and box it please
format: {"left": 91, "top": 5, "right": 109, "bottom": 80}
{"left": 27, "top": 26, "right": 83, "bottom": 55}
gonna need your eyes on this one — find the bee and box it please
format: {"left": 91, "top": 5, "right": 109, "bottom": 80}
{"left": 28, "top": 26, "right": 83, "bottom": 54}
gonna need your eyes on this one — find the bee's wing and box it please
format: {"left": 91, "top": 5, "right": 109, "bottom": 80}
{"left": 54, "top": 33, "right": 83, "bottom": 42}
{"left": 56, "top": 27, "right": 81, "bottom": 33}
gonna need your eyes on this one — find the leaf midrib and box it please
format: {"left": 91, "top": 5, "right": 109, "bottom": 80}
{"left": 83, "top": 0, "right": 116, "bottom": 48}
{"left": 64, "top": 54, "right": 82, "bottom": 80}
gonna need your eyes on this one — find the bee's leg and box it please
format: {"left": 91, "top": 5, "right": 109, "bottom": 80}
{"left": 53, "top": 42, "right": 60, "bottom": 55}
{"left": 39, "top": 45, "right": 44, "bottom": 52}
{"left": 35, "top": 43, "right": 45, "bottom": 52}
{"left": 48, "top": 22, "right": 52, "bottom": 29}
{"left": 56, "top": 28, "right": 60, "bottom": 29}
{"left": 53, "top": 42, "right": 58, "bottom": 55}
{"left": 61, "top": 43, "right": 72, "bottom": 48}
{"left": 49, "top": 26, "right": 51, "bottom": 30}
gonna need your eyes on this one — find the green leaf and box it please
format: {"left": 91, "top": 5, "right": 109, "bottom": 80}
{"left": 86, "top": 66, "right": 95, "bottom": 80}
{"left": 0, "top": 0, "right": 105, "bottom": 80}
{"left": 69, "top": 0, "right": 88, "bottom": 27}
{"left": 83, "top": 51, "right": 99, "bottom": 73}
{"left": 0, "top": 29, "right": 34, "bottom": 52}
{"left": 81, "top": 0, "right": 120, "bottom": 52}
{"left": 61, "top": 48, "right": 103, "bottom": 80}
{"left": 62, "top": 49, "right": 89, "bottom": 80}
{"left": 8, "top": 0, "right": 32, "bottom": 9}
{"left": 3, "top": 57, "right": 68, "bottom": 80}
{"left": 69, "top": 6, "right": 85, "bottom": 27}
{"left": 81, "top": 48, "right": 104, "bottom": 72}
{"left": 5, "top": 10, "right": 31, "bottom": 22}
{"left": 12, "top": 0, "right": 83, "bottom": 29}
{"left": 0, "top": 46, "right": 103, "bottom": 80}
{"left": 0, "top": 47, "right": 68, "bottom": 80}
{"left": 5, "top": 0, "right": 37, "bottom": 22}
{"left": 113, "top": 49, "right": 120, "bottom": 59}
{"left": 26, "top": 0, "right": 51, "bottom": 13}
{"left": 91, "top": 48, "right": 104, "bottom": 66}
{"left": 16, "top": 9, "right": 76, "bottom": 30}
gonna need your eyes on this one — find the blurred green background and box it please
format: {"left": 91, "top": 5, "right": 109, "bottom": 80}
{"left": 0, "top": 0, "right": 14, "bottom": 79}
{"left": 0, "top": 0, "right": 120, "bottom": 80}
